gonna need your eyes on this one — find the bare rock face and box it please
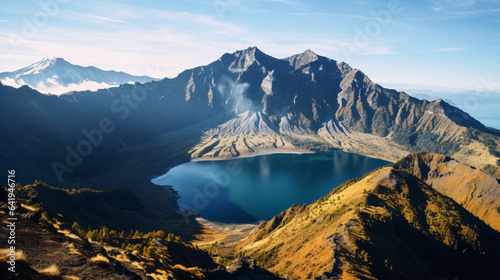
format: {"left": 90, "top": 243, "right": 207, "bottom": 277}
{"left": 1, "top": 47, "right": 499, "bottom": 186}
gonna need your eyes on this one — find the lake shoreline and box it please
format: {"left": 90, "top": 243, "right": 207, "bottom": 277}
{"left": 153, "top": 150, "right": 390, "bottom": 224}
{"left": 195, "top": 217, "right": 262, "bottom": 232}
{"left": 190, "top": 148, "right": 317, "bottom": 162}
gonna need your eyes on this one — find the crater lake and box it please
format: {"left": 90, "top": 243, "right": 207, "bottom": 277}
{"left": 152, "top": 151, "right": 389, "bottom": 223}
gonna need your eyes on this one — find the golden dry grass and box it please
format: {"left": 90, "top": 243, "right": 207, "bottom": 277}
{"left": 234, "top": 164, "right": 498, "bottom": 279}
{"left": 38, "top": 264, "right": 60, "bottom": 276}
{"left": 235, "top": 168, "right": 408, "bottom": 279}
{"left": 62, "top": 276, "right": 81, "bottom": 280}
{"left": 115, "top": 252, "right": 131, "bottom": 262}
{"left": 21, "top": 203, "right": 38, "bottom": 211}
{"left": 90, "top": 254, "right": 110, "bottom": 264}
{"left": 58, "top": 229, "right": 80, "bottom": 240}
{"left": 395, "top": 152, "right": 500, "bottom": 232}
{"left": 172, "top": 264, "right": 205, "bottom": 278}
{"left": 147, "top": 269, "right": 173, "bottom": 280}
{"left": 131, "top": 261, "right": 145, "bottom": 270}
{"left": 0, "top": 248, "right": 26, "bottom": 261}
{"left": 65, "top": 242, "right": 81, "bottom": 255}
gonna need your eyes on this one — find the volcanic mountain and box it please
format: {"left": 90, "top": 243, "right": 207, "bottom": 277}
{"left": 1, "top": 47, "right": 499, "bottom": 186}
{"left": 0, "top": 56, "right": 154, "bottom": 94}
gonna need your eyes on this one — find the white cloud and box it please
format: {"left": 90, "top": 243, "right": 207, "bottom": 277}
{"left": 0, "top": 2, "right": 398, "bottom": 79}
{"left": 1, "top": 77, "right": 25, "bottom": 87}
{"left": 1, "top": 77, "right": 117, "bottom": 95}
{"left": 343, "top": 14, "right": 415, "bottom": 28}
{"left": 35, "top": 80, "right": 116, "bottom": 95}
{"left": 0, "top": 5, "right": 263, "bottom": 77}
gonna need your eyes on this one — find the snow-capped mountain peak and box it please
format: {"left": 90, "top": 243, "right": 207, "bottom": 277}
{"left": 0, "top": 57, "right": 155, "bottom": 95}
{"left": 19, "top": 56, "right": 69, "bottom": 76}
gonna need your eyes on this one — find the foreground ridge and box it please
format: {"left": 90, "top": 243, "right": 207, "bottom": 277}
{"left": 2, "top": 152, "right": 499, "bottom": 280}
{"left": 234, "top": 152, "right": 500, "bottom": 279}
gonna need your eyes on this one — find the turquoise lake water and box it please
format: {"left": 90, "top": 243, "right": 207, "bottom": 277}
{"left": 152, "top": 151, "right": 389, "bottom": 223}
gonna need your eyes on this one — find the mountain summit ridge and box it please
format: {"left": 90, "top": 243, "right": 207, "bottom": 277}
{"left": 284, "top": 49, "right": 321, "bottom": 69}
{"left": 0, "top": 47, "right": 499, "bottom": 185}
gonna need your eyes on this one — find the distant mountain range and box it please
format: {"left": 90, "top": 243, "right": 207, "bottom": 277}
{"left": 1, "top": 47, "right": 499, "bottom": 186}
{"left": 406, "top": 92, "right": 459, "bottom": 107}
{"left": 0, "top": 56, "right": 154, "bottom": 94}
{"left": 404, "top": 89, "right": 500, "bottom": 130}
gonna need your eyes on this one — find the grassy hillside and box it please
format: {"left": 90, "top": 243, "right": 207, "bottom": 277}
{"left": 2, "top": 152, "right": 499, "bottom": 279}
{"left": 18, "top": 181, "right": 200, "bottom": 236}
{"left": 393, "top": 152, "right": 500, "bottom": 232}
{"left": 0, "top": 184, "right": 280, "bottom": 280}
{"left": 234, "top": 165, "right": 500, "bottom": 279}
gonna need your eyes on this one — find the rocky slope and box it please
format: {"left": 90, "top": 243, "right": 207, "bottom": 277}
{"left": 235, "top": 155, "right": 500, "bottom": 279}
{"left": 187, "top": 48, "right": 499, "bottom": 176}
{"left": 1, "top": 47, "right": 499, "bottom": 187}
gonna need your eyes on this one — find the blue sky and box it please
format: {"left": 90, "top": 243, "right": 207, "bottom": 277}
{"left": 1, "top": 0, "right": 500, "bottom": 92}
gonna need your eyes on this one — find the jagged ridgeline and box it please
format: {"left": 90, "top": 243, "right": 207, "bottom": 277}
{"left": 3, "top": 153, "right": 500, "bottom": 280}
{"left": 1, "top": 47, "right": 499, "bottom": 186}
{"left": 235, "top": 153, "right": 500, "bottom": 280}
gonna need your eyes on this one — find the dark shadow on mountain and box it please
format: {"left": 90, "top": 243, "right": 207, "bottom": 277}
{"left": 180, "top": 186, "right": 259, "bottom": 224}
